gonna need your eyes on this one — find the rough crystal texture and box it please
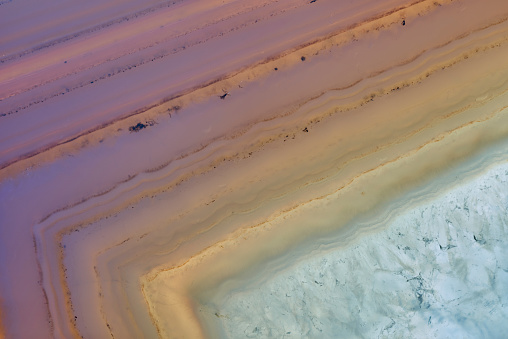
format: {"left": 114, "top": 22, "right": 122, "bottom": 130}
{"left": 220, "top": 161, "right": 508, "bottom": 338}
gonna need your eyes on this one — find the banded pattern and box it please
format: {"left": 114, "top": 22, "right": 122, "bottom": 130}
{"left": 1, "top": 0, "right": 508, "bottom": 338}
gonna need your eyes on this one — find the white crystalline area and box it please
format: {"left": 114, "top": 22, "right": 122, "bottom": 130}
{"left": 219, "top": 160, "right": 508, "bottom": 338}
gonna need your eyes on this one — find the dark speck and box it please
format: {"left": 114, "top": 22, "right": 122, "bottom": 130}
{"left": 474, "top": 235, "right": 486, "bottom": 245}
{"left": 129, "top": 122, "right": 147, "bottom": 132}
